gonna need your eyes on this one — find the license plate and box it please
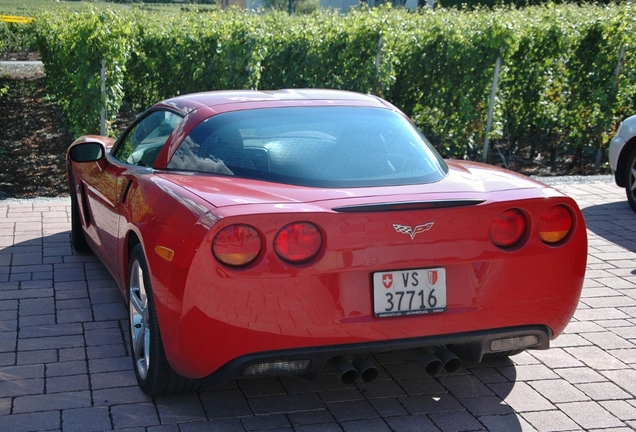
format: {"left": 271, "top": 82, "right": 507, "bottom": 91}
{"left": 373, "top": 268, "right": 446, "bottom": 317}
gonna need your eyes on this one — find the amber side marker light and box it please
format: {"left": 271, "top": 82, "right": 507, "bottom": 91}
{"left": 155, "top": 246, "right": 175, "bottom": 262}
{"left": 538, "top": 205, "right": 573, "bottom": 244}
{"left": 490, "top": 209, "right": 528, "bottom": 249}
{"left": 213, "top": 224, "right": 262, "bottom": 267}
{"left": 275, "top": 222, "right": 322, "bottom": 264}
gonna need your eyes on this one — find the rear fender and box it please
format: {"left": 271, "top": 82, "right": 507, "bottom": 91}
{"left": 121, "top": 175, "right": 216, "bottom": 368}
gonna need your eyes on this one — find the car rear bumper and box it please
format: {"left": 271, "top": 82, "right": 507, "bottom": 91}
{"left": 609, "top": 135, "right": 625, "bottom": 173}
{"left": 167, "top": 248, "right": 584, "bottom": 379}
{"left": 198, "top": 325, "right": 551, "bottom": 386}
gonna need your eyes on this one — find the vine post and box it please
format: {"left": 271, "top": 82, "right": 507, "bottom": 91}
{"left": 373, "top": 36, "right": 383, "bottom": 96}
{"left": 100, "top": 59, "right": 106, "bottom": 136}
{"left": 483, "top": 54, "right": 502, "bottom": 163}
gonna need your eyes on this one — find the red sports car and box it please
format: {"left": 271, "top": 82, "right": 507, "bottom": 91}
{"left": 67, "top": 89, "right": 587, "bottom": 396}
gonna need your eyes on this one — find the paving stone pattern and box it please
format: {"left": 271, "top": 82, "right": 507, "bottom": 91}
{"left": 0, "top": 180, "right": 635, "bottom": 431}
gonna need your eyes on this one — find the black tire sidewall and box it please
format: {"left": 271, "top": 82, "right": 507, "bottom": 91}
{"left": 626, "top": 147, "right": 636, "bottom": 212}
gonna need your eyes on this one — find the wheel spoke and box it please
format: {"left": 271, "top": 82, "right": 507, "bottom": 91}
{"left": 130, "top": 287, "right": 147, "bottom": 316}
{"left": 133, "top": 324, "right": 146, "bottom": 359}
{"left": 130, "top": 289, "right": 144, "bottom": 316}
{"left": 143, "top": 327, "right": 151, "bottom": 367}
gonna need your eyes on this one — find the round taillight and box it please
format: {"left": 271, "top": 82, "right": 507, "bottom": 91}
{"left": 274, "top": 222, "right": 322, "bottom": 264}
{"left": 490, "top": 209, "right": 527, "bottom": 249}
{"left": 213, "top": 224, "right": 262, "bottom": 267}
{"left": 538, "top": 205, "right": 573, "bottom": 244}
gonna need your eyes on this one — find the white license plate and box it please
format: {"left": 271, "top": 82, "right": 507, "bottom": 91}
{"left": 373, "top": 268, "right": 446, "bottom": 317}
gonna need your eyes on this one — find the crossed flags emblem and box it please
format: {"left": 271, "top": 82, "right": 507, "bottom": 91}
{"left": 393, "top": 222, "right": 434, "bottom": 240}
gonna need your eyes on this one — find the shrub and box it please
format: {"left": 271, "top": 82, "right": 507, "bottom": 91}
{"left": 33, "top": 3, "right": 636, "bottom": 169}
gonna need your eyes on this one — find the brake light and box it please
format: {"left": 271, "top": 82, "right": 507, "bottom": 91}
{"left": 490, "top": 209, "right": 527, "bottom": 249}
{"left": 213, "top": 224, "right": 262, "bottom": 267}
{"left": 275, "top": 222, "right": 322, "bottom": 264}
{"left": 538, "top": 205, "right": 573, "bottom": 244}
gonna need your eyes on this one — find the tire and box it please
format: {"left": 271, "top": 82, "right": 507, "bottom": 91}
{"left": 128, "top": 244, "right": 199, "bottom": 396}
{"left": 625, "top": 147, "right": 636, "bottom": 213}
{"left": 69, "top": 172, "right": 91, "bottom": 253}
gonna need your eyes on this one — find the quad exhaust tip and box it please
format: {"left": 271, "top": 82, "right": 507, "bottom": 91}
{"left": 418, "top": 348, "right": 462, "bottom": 375}
{"left": 335, "top": 358, "right": 379, "bottom": 384}
{"left": 335, "top": 348, "right": 461, "bottom": 384}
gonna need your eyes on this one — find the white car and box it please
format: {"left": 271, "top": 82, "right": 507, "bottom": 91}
{"left": 609, "top": 114, "right": 636, "bottom": 212}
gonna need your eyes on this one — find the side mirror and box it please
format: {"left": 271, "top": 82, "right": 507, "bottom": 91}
{"left": 69, "top": 142, "right": 105, "bottom": 163}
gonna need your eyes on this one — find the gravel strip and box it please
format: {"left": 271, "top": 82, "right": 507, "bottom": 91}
{"left": 531, "top": 174, "right": 614, "bottom": 185}
{"left": 0, "top": 60, "right": 44, "bottom": 78}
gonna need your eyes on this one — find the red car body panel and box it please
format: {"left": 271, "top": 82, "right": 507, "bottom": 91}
{"left": 67, "top": 89, "right": 587, "bottom": 382}
{"left": 158, "top": 181, "right": 584, "bottom": 378}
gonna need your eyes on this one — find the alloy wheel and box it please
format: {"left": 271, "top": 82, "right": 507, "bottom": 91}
{"left": 129, "top": 259, "right": 151, "bottom": 380}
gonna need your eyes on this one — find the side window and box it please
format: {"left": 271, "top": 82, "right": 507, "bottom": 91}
{"left": 113, "top": 110, "right": 182, "bottom": 167}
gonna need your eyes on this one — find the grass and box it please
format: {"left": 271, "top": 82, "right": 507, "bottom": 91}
{"left": 0, "top": 1, "right": 216, "bottom": 15}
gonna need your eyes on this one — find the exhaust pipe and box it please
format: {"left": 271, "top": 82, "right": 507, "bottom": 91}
{"left": 418, "top": 352, "right": 444, "bottom": 375}
{"left": 436, "top": 348, "right": 462, "bottom": 373}
{"left": 335, "top": 360, "right": 359, "bottom": 385}
{"left": 353, "top": 359, "right": 379, "bottom": 383}
{"left": 418, "top": 348, "right": 462, "bottom": 375}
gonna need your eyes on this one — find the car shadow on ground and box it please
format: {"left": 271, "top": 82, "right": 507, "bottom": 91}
{"left": 582, "top": 200, "right": 636, "bottom": 254}
{"left": 1, "top": 232, "right": 522, "bottom": 431}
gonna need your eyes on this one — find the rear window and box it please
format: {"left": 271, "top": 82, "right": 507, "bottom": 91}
{"left": 167, "top": 107, "right": 447, "bottom": 188}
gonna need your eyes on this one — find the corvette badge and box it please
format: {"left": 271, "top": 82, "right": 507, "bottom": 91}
{"left": 393, "top": 222, "right": 434, "bottom": 240}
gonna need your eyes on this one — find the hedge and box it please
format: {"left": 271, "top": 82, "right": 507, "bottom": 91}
{"left": 0, "top": 19, "right": 37, "bottom": 55}
{"left": 29, "top": 3, "right": 636, "bottom": 167}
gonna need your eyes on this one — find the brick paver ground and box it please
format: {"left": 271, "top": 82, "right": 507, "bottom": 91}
{"left": 0, "top": 179, "right": 635, "bottom": 431}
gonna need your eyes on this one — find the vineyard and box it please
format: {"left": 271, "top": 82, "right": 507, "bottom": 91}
{"left": 2, "top": 3, "right": 636, "bottom": 174}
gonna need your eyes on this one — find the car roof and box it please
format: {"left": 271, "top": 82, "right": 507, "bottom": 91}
{"left": 157, "top": 89, "right": 395, "bottom": 114}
